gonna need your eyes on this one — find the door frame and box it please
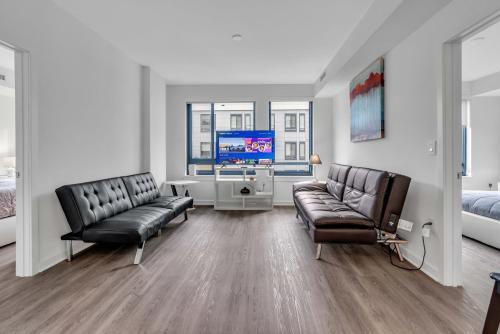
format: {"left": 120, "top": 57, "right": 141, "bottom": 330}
{"left": 442, "top": 12, "right": 500, "bottom": 286}
{"left": 1, "top": 40, "right": 35, "bottom": 277}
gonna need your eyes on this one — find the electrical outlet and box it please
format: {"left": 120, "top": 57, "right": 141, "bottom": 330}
{"left": 422, "top": 225, "right": 431, "bottom": 238}
{"left": 398, "top": 219, "right": 413, "bottom": 232}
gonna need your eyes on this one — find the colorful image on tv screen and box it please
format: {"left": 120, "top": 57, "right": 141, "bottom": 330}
{"left": 216, "top": 131, "right": 275, "bottom": 165}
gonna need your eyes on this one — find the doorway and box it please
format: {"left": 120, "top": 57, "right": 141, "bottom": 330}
{"left": 0, "top": 40, "right": 33, "bottom": 277}
{"left": 443, "top": 13, "right": 500, "bottom": 288}
{"left": 460, "top": 21, "right": 500, "bottom": 309}
{"left": 0, "top": 44, "right": 17, "bottom": 270}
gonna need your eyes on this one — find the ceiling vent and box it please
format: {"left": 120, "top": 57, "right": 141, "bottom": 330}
{"left": 319, "top": 71, "right": 326, "bottom": 82}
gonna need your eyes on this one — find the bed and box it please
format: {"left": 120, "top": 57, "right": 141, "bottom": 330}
{"left": 462, "top": 190, "right": 500, "bottom": 249}
{"left": 0, "top": 177, "right": 16, "bottom": 247}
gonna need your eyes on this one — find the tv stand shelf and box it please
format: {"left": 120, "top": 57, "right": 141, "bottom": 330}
{"left": 214, "top": 165, "right": 274, "bottom": 210}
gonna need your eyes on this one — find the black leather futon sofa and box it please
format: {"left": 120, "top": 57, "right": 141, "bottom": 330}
{"left": 56, "top": 172, "right": 193, "bottom": 264}
{"left": 293, "top": 163, "right": 411, "bottom": 260}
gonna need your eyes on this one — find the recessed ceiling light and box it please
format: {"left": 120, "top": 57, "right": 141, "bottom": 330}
{"left": 232, "top": 34, "right": 243, "bottom": 41}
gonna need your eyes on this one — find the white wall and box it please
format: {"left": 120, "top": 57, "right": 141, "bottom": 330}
{"left": 330, "top": 0, "right": 500, "bottom": 283}
{"left": 166, "top": 84, "right": 333, "bottom": 204}
{"left": 462, "top": 97, "right": 500, "bottom": 190}
{"left": 142, "top": 66, "right": 167, "bottom": 191}
{"left": 0, "top": 0, "right": 157, "bottom": 272}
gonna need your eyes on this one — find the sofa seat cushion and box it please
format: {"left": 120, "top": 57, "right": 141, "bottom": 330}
{"left": 295, "top": 191, "right": 374, "bottom": 229}
{"left": 82, "top": 206, "right": 173, "bottom": 244}
{"left": 144, "top": 196, "right": 193, "bottom": 215}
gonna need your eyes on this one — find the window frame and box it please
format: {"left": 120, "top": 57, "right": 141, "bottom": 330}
{"left": 299, "top": 141, "right": 306, "bottom": 160}
{"left": 270, "top": 113, "right": 275, "bottom": 130}
{"left": 244, "top": 113, "right": 252, "bottom": 130}
{"left": 284, "top": 113, "right": 297, "bottom": 132}
{"left": 187, "top": 102, "right": 256, "bottom": 175}
{"left": 284, "top": 141, "right": 297, "bottom": 161}
{"left": 200, "top": 113, "right": 211, "bottom": 132}
{"left": 200, "top": 141, "right": 211, "bottom": 159}
{"left": 299, "top": 113, "right": 306, "bottom": 132}
{"left": 230, "top": 114, "right": 243, "bottom": 130}
{"left": 269, "top": 101, "right": 313, "bottom": 176}
{"left": 285, "top": 142, "right": 297, "bottom": 160}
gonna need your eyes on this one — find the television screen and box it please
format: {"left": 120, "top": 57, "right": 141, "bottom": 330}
{"left": 216, "top": 130, "right": 275, "bottom": 165}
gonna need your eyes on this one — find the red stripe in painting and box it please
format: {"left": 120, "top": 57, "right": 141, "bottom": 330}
{"left": 350, "top": 72, "right": 384, "bottom": 101}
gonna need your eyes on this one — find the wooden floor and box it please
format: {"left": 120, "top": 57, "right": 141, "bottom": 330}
{"left": 0, "top": 207, "right": 498, "bottom": 333}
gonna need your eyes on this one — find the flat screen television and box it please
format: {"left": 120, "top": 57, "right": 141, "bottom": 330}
{"left": 216, "top": 130, "right": 275, "bottom": 165}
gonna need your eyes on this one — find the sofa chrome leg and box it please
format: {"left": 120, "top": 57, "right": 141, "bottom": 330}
{"left": 66, "top": 240, "right": 73, "bottom": 262}
{"left": 134, "top": 242, "right": 145, "bottom": 265}
{"left": 315, "top": 244, "right": 322, "bottom": 260}
{"left": 184, "top": 210, "right": 188, "bottom": 221}
{"left": 157, "top": 229, "right": 162, "bottom": 237}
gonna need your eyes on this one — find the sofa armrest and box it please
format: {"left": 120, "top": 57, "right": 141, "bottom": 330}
{"left": 293, "top": 181, "right": 327, "bottom": 194}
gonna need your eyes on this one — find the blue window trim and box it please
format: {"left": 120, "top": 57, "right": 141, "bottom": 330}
{"left": 269, "top": 101, "right": 313, "bottom": 176}
{"left": 461, "top": 126, "right": 467, "bottom": 176}
{"left": 187, "top": 102, "right": 255, "bottom": 175}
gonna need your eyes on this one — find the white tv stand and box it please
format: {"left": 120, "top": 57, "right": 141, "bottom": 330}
{"left": 214, "top": 165, "right": 274, "bottom": 210}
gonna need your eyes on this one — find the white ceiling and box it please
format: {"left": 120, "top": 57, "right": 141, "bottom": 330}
{"left": 51, "top": 0, "right": 384, "bottom": 85}
{"left": 478, "top": 88, "right": 500, "bottom": 97}
{"left": 462, "top": 20, "right": 500, "bottom": 82}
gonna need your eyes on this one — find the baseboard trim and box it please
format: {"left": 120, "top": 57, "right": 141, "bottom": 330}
{"left": 38, "top": 241, "right": 94, "bottom": 273}
{"left": 400, "top": 247, "right": 441, "bottom": 283}
{"left": 194, "top": 200, "right": 214, "bottom": 206}
{"left": 273, "top": 202, "right": 294, "bottom": 206}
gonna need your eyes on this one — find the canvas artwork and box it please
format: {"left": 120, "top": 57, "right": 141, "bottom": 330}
{"left": 350, "top": 58, "right": 385, "bottom": 142}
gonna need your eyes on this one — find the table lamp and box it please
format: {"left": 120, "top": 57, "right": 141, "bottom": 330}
{"left": 309, "top": 154, "right": 322, "bottom": 182}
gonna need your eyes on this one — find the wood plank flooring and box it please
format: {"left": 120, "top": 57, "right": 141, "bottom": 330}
{"left": 0, "top": 207, "right": 497, "bottom": 333}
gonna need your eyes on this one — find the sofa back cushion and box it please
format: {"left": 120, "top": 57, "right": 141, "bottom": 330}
{"left": 56, "top": 177, "right": 133, "bottom": 233}
{"left": 122, "top": 172, "right": 161, "bottom": 207}
{"left": 342, "top": 167, "right": 389, "bottom": 224}
{"left": 326, "top": 164, "right": 352, "bottom": 201}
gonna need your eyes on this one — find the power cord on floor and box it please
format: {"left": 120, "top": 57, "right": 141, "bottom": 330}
{"left": 386, "top": 222, "right": 432, "bottom": 271}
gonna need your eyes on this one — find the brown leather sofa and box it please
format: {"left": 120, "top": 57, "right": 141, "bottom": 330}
{"left": 293, "top": 163, "right": 411, "bottom": 259}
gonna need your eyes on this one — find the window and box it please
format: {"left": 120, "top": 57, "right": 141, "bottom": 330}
{"left": 285, "top": 142, "right": 297, "bottom": 160}
{"left": 187, "top": 102, "right": 255, "bottom": 175}
{"left": 299, "top": 113, "right": 306, "bottom": 132}
{"left": 200, "top": 142, "right": 211, "bottom": 158}
{"left": 270, "top": 101, "right": 312, "bottom": 175}
{"left": 285, "top": 114, "right": 297, "bottom": 132}
{"left": 461, "top": 99, "right": 471, "bottom": 177}
{"left": 230, "top": 114, "right": 242, "bottom": 130}
{"left": 244, "top": 113, "right": 252, "bottom": 130}
{"left": 461, "top": 126, "right": 467, "bottom": 176}
{"left": 299, "top": 142, "right": 306, "bottom": 160}
{"left": 200, "top": 114, "right": 211, "bottom": 132}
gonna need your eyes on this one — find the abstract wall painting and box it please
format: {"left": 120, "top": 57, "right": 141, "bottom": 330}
{"left": 349, "top": 58, "right": 384, "bottom": 142}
